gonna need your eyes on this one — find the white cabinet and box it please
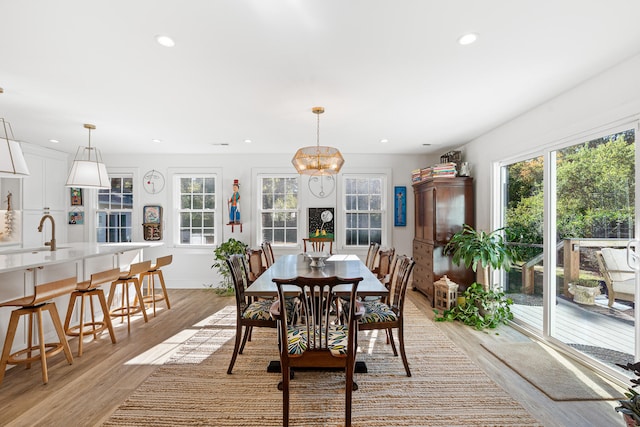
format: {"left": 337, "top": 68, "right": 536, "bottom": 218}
{"left": 20, "top": 146, "right": 69, "bottom": 248}
{"left": 22, "top": 152, "right": 67, "bottom": 211}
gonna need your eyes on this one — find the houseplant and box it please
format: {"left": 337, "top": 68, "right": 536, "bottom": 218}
{"left": 211, "top": 237, "right": 249, "bottom": 295}
{"left": 444, "top": 224, "right": 518, "bottom": 291}
{"left": 435, "top": 224, "right": 519, "bottom": 330}
{"left": 615, "top": 361, "right": 640, "bottom": 426}
{"left": 568, "top": 278, "right": 601, "bottom": 305}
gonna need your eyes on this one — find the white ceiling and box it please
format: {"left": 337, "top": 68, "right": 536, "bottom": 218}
{"left": 2, "top": 1, "right": 640, "bottom": 157}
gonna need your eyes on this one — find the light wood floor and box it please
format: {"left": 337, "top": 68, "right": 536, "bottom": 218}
{"left": 0, "top": 289, "right": 625, "bottom": 426}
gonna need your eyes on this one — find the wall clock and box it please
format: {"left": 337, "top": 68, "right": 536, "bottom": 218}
{"left": 308, "top": 174, "right": 335, "bottom": 198}
{"left": 143, "top": 170, "right": 165, "bottom": 194}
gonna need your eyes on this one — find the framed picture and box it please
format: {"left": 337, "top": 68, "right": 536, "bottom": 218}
{"left": 394, "top": 186, "right": 407, "bottom": 226}
{"left": 68, "top": 211, "right": 84, "bottom": 225}
{"left": 143, "top": 205, "right": 162, "bottom": 224}
{"left": 308, "top": 207, "right": 334, "bottom": 240}
{"left": 70, "top": 188, "right": 83, "bottom": 206}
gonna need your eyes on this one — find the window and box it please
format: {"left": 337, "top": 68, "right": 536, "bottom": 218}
{"left": 177, "top": 175, "right": 217, "bottom": 245}
{"left": 344, "top": 175, "right": 385, "bottom": 246}
{"left": 97, "top": 176, "right": 133, "bottom": 242}
{"left": 258, "top": 175, "right": 299, "bottom": 245}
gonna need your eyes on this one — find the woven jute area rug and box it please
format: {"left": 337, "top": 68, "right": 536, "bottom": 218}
{"left": 104, "top": 301, "right": 541, "bottom": 426}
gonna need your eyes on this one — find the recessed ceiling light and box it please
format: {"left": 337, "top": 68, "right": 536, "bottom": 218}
{"left": 155, "top": 35, "right": 175, "bottom": 48}
{"left": 49, "top": 139, "right": 59, "bottom": 144}
{"left": 457, "top": 32, "right": 478, "bottom": 46}
{"left": 380, "top": 139, "right": 389, "bottom": 144}
{"left": 422, "top": 143, "right": 432, "bottom": 147}
{"left": 244, "top": 139, "right": 252, "bottom": 144}
{"left": 152, "top": 138, "right": 163, "bottom": 143}
{"left": 211, "top": 143, "right": 229, "bottom": 146}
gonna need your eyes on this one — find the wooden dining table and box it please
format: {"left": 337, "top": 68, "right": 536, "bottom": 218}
{"left": 245, "top": 253, "right": 388, "bottom": 374}
{"left": 245, "top": 253, "right": 388, "bottom": 298}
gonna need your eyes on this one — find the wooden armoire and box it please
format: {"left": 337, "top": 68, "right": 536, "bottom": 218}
{"left": 412, "top": 177, "right": 475, "bottom": 305}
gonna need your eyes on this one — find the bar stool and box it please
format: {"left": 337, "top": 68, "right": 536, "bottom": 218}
{"left": 63, "top": 268, "right": 120, "bottom": 356}
{"left": 107, "top": 260, "right": 151, "bottom": 333}
{"left": 0, "top": 276, "right": 77, "bottom": 385}
{"left": 139, "top": 255, "right": 172, "bottom": 317}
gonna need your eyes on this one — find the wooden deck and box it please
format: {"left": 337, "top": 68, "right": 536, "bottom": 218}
{"left": 511, "top": 296, "right": 634, "bottom": 360}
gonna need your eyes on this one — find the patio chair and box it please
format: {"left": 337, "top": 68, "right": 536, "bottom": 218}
{"left": 596, "top": 248, "right": 635, "bottom": 307}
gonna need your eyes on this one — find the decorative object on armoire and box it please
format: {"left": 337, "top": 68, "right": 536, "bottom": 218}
{"left": 142, "top": 205, "right": 162, "bottom": 241}
{"left": 459, "top": 162, "right": 471, "bottom": 177}
{"left": 292, "top": 106, "right": 344, "bottom": 175}
{"left": 143, "top": 169, "right": 165, "bottom": 194}
{"left": 394, "top": 186, "right": 406, "bottom": 226}
{"left": 227, "top": 179, "right": 242, "bottom": 232}
{"left": 412, "top": 177, "right": 474, "bottom": 305}
{"left": 65, "top": 124, "right": 109, "bottom": 189}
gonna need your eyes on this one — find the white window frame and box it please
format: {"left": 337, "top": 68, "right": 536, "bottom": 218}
{"left": 96, "top": 173, "right": 135, "bottom": 243}
{"left": 171, "top": 169, "right": 223, "bottom": 248}
{"left": 256, "top": 173, "right": 300, "bottom": 248}
{"left": 340, "top": 172, "right": 389, "bottom": 248}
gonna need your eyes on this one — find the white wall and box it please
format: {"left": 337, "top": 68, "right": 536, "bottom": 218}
{"left": 87, "top": 151, "right": 429, "bottom": 288}
{"left": 461, "top": 53, "right": 640, "bottom": 230}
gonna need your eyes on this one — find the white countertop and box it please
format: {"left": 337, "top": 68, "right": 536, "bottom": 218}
{"left": 0, "top": 242, "right": 162, "bottom": 273}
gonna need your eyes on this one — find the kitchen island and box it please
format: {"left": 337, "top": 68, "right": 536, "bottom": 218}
{"left": 0, "top": 242, "right": 163, "bottom": 362}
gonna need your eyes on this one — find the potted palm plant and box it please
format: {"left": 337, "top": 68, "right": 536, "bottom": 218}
{"left": 435, "top": 224, "right": 519, "bottom": 330}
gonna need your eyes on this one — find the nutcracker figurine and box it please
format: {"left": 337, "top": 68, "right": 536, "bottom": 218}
{"left": 228, "top": 179, "right": 240, "bottom": 224}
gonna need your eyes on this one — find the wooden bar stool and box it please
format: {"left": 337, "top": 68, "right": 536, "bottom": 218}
{"left": 63, "top": 268, "right": 120, "bottom": 356}
{"left": 0, "top": 276, "right": 77, "bottom": 385}
{"left": 107, "top": 260, "right": 151, "bottom": 333}
{"left": 139, "top": 255, "right": 172, "bottom": 317}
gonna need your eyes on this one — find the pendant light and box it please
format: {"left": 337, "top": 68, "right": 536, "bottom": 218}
{"left": 0, "top": 88, "right": 30, "bottom": 178}
{"left": 292, "top": 107, "right": 344, "bottom": 175}
{"left": 65, "top": 124, "right": 109, "bottom": 189}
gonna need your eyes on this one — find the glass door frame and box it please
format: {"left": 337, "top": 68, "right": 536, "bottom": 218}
{"left": 493, "top": 116, "right": 640, "bottom": 381}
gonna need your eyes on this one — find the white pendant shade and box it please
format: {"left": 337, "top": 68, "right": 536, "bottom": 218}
{"left": 65, "top": 124, "right": 110, "bottom": 189}
{"left": 65, "top": 157, "right": 109, "bottom": 189}
{"left": 0, "top": 137, "right": 30, "bottom": 178}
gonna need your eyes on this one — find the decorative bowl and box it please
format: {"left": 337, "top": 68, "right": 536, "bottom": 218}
{"left": 305, "top": 251, "right": 330, "bottom": 268}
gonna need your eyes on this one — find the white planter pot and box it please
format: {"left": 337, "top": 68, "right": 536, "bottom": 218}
{"left": 568, "top": 283, "right": 601, "bottom": 305}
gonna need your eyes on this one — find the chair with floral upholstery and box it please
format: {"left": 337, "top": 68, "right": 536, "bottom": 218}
{"left": 270, "top": 275, "right": 363, "bottom": 427}
{"left": 226, "top": 254, "right": 277, "bottom": 374}
{"left": 358, "top": 254, "right": 415, "bottom": 377}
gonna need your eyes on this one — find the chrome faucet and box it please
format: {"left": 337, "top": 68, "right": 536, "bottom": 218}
{"left": 38, "top": 214, "right": 56, "bottom": 251}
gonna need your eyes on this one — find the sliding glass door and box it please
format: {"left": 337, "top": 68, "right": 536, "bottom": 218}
{"left": 500, "top": 123, "right": 638, "bottom": 377}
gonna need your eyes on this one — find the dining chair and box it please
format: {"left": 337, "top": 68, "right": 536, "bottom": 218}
{"left": 270, "top": 275, "right": 363, "bottom": 427}
{"left": 246, "top": 248, "right": 265, "bottom": 284}
{"left": 358, "top": 255, "right": 415, "bottom": 377}
{"left": 364, "top": 242, "right": 381, "bottom": 271}
{"left": 302, "top": 237, "right": 334, "bottom": 254}
{"left": 261, "top": 241, "right": 275, "bottom": 268}
{"left": 374, "top": 247, "right": 395, "bottom": 284}
{"left": 226, "top": 254, "right": 277, "bottom": 374}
